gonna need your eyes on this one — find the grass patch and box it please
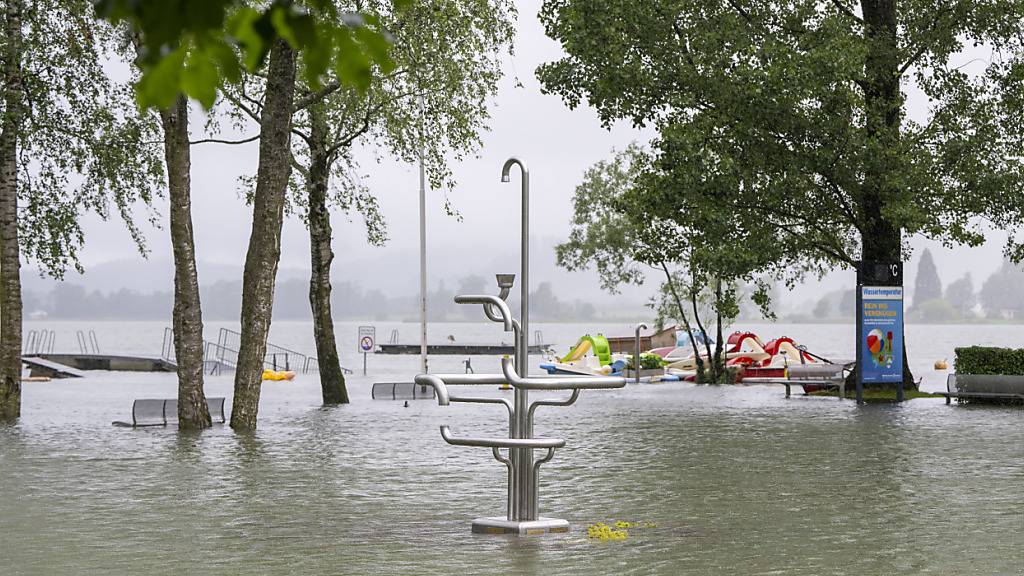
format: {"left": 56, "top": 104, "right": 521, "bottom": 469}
{"left": 808, "top": 388, "right": 944, "bottom": 402}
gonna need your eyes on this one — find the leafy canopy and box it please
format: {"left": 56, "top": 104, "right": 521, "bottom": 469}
{"left": 10, "top": 1, "right": 164, "bottom": 277}
{"left": 215, "top": 0, "right": 515, "bottom": 239}
{"left": 538, "top": 1, "right": 1024, "bottom": 268}
{"left": 94, "top": 0, "right": 405, "bottom": 108}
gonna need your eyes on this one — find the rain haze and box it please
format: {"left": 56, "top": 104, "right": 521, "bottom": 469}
{"left": 29, "top": 0, "right": 1014, "bottom": 320}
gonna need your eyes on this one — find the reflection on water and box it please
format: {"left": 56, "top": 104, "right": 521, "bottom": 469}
{"left": 2, "top": 321, "right": 1023, "bottom": 575}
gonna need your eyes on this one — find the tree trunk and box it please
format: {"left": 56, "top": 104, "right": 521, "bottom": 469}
{"left": 689, "top": 283, "right": 717, "bottom": 382}
{"left": 660, "top": 262, "right": 706, "bottom": 381}
{"left": 230, "top": 39, "right": 297, "bottom": 430}
{"left": 306, "top": 104, "right": 348, "bottom": 404}
{"left": 713, "top": 278, "right": 726, "bottom": 381}
{"left": 859, "top": 0, "right": 916, "bottom": 390}
{"left": 0, "top": 0, "right": 24, "bottom": 420}
{"left": 160, "top": 95, "right": 211, "bottom": 429}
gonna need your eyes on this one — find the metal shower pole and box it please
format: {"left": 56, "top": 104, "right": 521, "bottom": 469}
{"left": 634, "top": 323, "right": 648, "bottom": 384}
{"left": 501, "top": 157, "right": 531, "bottom": 521}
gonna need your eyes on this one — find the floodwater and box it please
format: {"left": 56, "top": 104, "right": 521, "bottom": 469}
{"left": 2, "top": 320, "right": 1022, "bottom": 575}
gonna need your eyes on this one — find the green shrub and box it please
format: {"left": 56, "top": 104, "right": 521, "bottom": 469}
{"left": 625, "top": 353, "right": 665, "bottom": 371}
{"left": 954, "top": 346, "right": 1024, "bottom": 375}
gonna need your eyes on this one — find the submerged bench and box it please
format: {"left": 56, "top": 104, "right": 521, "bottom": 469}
{"left": 371, "top": 382, "right": 437, "bottom": 400}
{"left": 942, "top": 374, "right": 1024, "bottom": 405}
{"left": 112, "top": 397, "right": 227, "bottom": 427}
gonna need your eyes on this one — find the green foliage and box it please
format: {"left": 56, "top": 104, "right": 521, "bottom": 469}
{"left": 911, "top": 298, "right": 958, "bottom": 322}
{"left": 913, "top": 249, "right": 942, "bottom": 308}
{"left": 217, "top": 0, "right": 515, "bottom": 241}
{"left": 954, "top": 346, "right": 1024, "bottom": 376}
{"left": 944, "top": 273, "right": 976, "bottom": 317}
{"left": 625, "top": 353, "right": 665, "bottom": 371}
{"left": 11, "top": 2, "right": 164, "bottom": 277}
{"left": 537, "top": 0, "right": 1024, "bottom": 269}
{"left": 95, "top": 0, "right": 403, "bottom": 108}
{"left": 979, "top": 260, "right": 1024, "bottom": 318}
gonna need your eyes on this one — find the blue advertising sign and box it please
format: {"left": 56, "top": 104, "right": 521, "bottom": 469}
{"left": 859, "top": 286, "right": 904, "bottom": 383}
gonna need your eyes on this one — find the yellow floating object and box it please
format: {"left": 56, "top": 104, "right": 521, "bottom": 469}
{"left": 262, "top": 369, "right": 296, "bottom": 381}
{"left": 934, "top": 359, "right": 948, "bottom": 370}
{"left": 587, "top": 522, "right": 627, "bottom": 541}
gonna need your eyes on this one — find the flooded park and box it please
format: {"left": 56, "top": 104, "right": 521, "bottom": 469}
{"left": 3, "top": 1, "right": 1024, "bottom": 574}
{"left": 2, "top": 321, "right": 1022, "bottom": 575}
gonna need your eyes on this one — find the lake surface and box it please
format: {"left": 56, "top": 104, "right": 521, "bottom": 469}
{"left": 2, "top": 320, "right": 1022, "bottom": 575}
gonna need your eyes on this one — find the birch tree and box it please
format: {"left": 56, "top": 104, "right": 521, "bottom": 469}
{"left": 217, "top": 0, "right": 514, "bottom": 406}
{"left": 0, "top": 0, "right": 163, "bottom": 419}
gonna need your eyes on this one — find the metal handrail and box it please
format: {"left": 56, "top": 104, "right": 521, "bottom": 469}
{"left": 440, "top": 425, "right": 564, "bottom": 449}
{"left": 413, "top": 374, "right": 451, "bottom": 405}
{"left": 454, "top": 295, "right": 514, "bottom": 332}
{"left": 527, "top": 389, "right": 579, "bottom": 424}
{"left": 421, "top": 373, "right": 509, "bottom": 385}
{"left": 492, "top": 447, "right": 515, "bottom": 520}
{"left": 500, "top": 357, "right": 625, "bottom": 390}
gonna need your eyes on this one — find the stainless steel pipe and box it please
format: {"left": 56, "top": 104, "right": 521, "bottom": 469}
{"left": 413, "top": 374, "right": 450, "bottom": 405}
{"left": 635, "top": 322, "right": 648, "bottom": 384}
{"left": 454, "top": 295, "right": 514, "bottom": 332}
{"left": 440, "top": 425, "right": 565, "bottom": 449}
{"left": 501, "top": 357, "right": 626, "bottom": 390}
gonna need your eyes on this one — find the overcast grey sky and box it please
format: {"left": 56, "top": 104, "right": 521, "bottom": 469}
{"left": 53, "top": 0, "right": 1014, "bottom": 310}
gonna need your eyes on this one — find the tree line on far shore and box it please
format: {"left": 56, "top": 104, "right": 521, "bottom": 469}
{"left": 804, "top": 249, "right": 1024, "bottom": 323}
{"left": 23, "top": 277, "right": 601, "bottom": 322}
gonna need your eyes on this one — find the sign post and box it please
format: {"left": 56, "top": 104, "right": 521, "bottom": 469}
{"left": 855, "top": 262, "right": 904, "bottom": 404}
{"left": 358, "top": 325, "right": 376, "bottom": 376}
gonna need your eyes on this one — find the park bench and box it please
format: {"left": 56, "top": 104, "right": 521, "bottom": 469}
{"left": 371, "top": 382, "right": 437, "bottom": 400}
{"left": 941, "top": 374, "right": 1024, "bottom": 405}
{"left": 783, "top": 362, "right": 850, "bottom": 397}
{"left": 112, "top": 397, "right": 226, "bottom": 427}
{"left": 740, "top": 362, "right": 851, "bottom": 398}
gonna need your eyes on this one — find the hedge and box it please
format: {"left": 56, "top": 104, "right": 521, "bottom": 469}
{"left": 954, "top": 346, "right": 1024, "bottom": 375}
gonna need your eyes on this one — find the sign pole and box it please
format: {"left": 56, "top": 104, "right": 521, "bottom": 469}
{"left": 418, "top": 95, "right": 428, "bottom": 375}
{"left": 358, "top": 325, "right": 376, "bottom": 377}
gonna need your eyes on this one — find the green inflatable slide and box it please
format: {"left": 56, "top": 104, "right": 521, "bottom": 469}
{"left": 560, "top": 334, "right": 612, "bottom": 365}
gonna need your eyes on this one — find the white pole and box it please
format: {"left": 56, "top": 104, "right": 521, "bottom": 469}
{"left": 418, "top": 98, "right": 428, "bottom": 374}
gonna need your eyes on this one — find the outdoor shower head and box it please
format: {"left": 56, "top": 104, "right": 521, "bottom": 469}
{"left": 501, "top": 157, "right": 525, "bottom": 183}
{"left": 495, "top": 274, "right": 515, "bottom": 300}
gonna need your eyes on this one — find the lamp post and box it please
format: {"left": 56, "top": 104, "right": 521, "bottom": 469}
{"left": 418, "top": 99, "right": 428, "bottom": 374}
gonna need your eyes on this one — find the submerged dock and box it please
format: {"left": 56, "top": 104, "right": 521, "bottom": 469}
{"left": 26, "top": 353, "right": 176, "bottom": 373}
{"left": 377, "top": 343, "right": 551, "bottom": 355}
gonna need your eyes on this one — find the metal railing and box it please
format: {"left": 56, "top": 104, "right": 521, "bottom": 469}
{"left": 302, "top": 356, "right": 353, "bottom": 375}
{"left": 23, "top": 329, "right": 55, "bottom": 355}
{"left": 217, "top": 328, "right": 307, "bottom": 372}
{"left": 76, "top": 330, "right": 99, "bottom": 354}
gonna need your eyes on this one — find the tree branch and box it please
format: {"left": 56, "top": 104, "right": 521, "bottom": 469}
{"left": 829, "top": 0, "right": 862, "bottom": 23}
{"left": 898, "top": 7, "right": 953, "bottom": 76}
{"left": 189, "top": 134, "right": 260, "bottom": 145}
{"left": 293, "top": 81, "right": 340, "bottom": 113}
